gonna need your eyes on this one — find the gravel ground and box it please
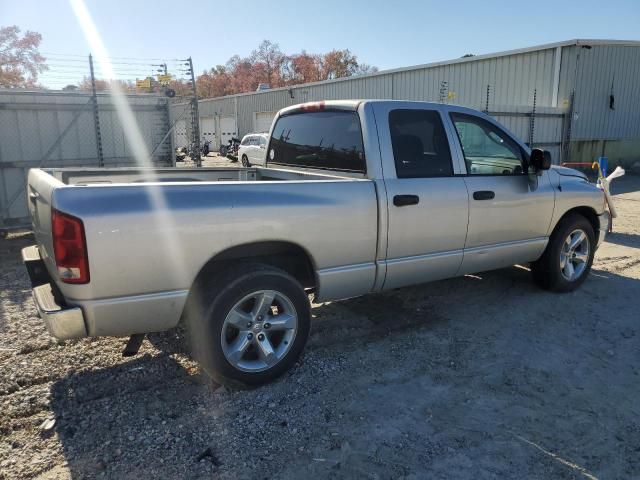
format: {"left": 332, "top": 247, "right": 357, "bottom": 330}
{"left": 1, "top": 170, "right": 639, "bottom": 480}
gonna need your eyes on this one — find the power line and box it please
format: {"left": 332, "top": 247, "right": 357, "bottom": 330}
{"left": 46, "top": 68, "right": 160, "bottom": 76}
{"left": 42, "top": 51, "right": 181, "bottom": 62}
{"left": 43, "top": 57, "right": 164, "bottom": 67}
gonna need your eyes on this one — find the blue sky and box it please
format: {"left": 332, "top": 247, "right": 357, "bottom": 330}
{"left": 1, "top": 0, "right": 639, "bottom": 88}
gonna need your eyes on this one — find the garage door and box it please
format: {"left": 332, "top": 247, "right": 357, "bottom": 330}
{"left": 254, "top": 112, "right": 276, "bottom": 133}
{"left": 174, "top": 120, "right": 187, "bottom": 148}
{"left": 220, "top": 116, "right": 237, "bottom": 146}
{"left": 200, "top": 117, "right": 216, "bottom": 147}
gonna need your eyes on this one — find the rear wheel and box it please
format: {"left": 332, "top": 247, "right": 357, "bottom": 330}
{"left": 241, "top": 155, "right": 250, "bottom": 167}
{"left": 188, "top": 263, "right": 310, "bottom": 387}
{"left": 531, "top": 213, "right": 595, "bottom": 292}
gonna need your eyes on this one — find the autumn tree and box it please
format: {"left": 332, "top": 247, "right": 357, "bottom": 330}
{"left": 225, "top": 55, "right": 260, "bottom": 93}
{"left": 0, "top": 25, "right": 47, "bottom": 88}
{"left": 166, "top": 79, "right": 192, "bottom": 98}
{"left": 77, "top": 76, "right": 137, "bottom": 93}
{"left": 288, "top": 51, "right": 323, "bottom": 83}
{"left": 195, "top": 41, "right": 377, "bottom": 98}
{"left": 196, "top": 65, "right": 233, "bottom": 98}
{"left": 321, "top": 49, "right": 378, "bottom": 79}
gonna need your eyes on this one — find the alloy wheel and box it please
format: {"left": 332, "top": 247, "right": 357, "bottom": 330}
{"left": 220, "top": 290, "right": 298, "bottom": 372}
{"left": 559, "top": 228, "right": 590, "bottom": 281}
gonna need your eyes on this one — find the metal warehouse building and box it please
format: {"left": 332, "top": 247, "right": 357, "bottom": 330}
{"left": 171, "top": 39, "right": 640, "bottom": 166}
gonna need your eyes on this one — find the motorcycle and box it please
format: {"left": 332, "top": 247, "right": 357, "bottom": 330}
{"left": 175, "top": 146, "right": 187, "bottom": 162}
{"left": 201, "top": 138, "right": 211, "bottom": 157}
{"left": 219, "top": 137, "right": 240, "bottom": 160}
{"left": 186, "top": 141, "right": 200, "bottom": 160}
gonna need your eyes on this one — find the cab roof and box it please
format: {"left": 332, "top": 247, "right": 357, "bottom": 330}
{"left": 279, "top": 99, "right": 472, "bottom": 116}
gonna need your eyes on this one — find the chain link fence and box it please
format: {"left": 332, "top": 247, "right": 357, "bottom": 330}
{"left": 0, "top": 90, "right": 173, "bottom": 233}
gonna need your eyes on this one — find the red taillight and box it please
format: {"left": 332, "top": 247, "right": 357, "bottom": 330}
{"left": 51, "top": 209, "right": 89, "bottom": 284}
{"left": 299, "top": 101, "right": 326, "bottom": 112}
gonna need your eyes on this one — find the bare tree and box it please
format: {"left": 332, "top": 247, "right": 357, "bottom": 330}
{"left": 251, "top": 40, "right": 285, "bottom": 87}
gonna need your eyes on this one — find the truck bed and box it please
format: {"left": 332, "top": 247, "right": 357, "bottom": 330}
{"left": 27, "top": 166, "right": 379, "bottom": 337}
{"left": 47, "top": 166, "right": 360, "bottom": 185}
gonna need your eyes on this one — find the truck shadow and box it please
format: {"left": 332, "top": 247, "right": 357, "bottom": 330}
{"left": 0, "top": 233, "right": 35, "bottom": 334}
{"left": 609, "top": 174, "right": 640, "bottom": 195}
{"left": 47, "top": 263, "right": 640, "bottom": 479}
{"left": 604, "top": 231, "right": 640, "bottom": 249}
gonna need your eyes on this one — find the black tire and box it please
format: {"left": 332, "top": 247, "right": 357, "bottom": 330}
{"left": 187, "top": 263, "right": 310, "bottom": 387}
{"left": 530, "top": 213, "right": 595, "bottom": 292}
{"left": 241, "top": 155, "right": 250, "bottom": 167}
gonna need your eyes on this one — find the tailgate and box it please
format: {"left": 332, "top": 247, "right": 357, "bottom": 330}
{"left": 26, "top": 169, "right": 63, "bottom": 277}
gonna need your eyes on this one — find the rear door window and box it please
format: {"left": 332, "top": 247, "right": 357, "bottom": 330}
{"left": 389, "top": 109, "right": 453, "bottom": 178}
{"left": 269, "top": 111, "right": 365, "bottom": 172}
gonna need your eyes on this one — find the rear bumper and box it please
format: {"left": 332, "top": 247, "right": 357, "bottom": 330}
{"left": 597, "top": 211, "right": 610, "bottom": 248}
{"left": 22, "top": 246, "right": 88, "bottom": 340}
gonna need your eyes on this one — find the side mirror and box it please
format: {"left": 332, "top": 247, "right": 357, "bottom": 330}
{"left": 530, "top": 148, "right": 551, "bottom": 171}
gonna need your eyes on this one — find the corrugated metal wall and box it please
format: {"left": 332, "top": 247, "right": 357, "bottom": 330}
{"left": 181, "top": 46, "right": 562, "bottom": 147}
{"left": 491, "top": 106, "right": 565, "bottom": 163}
{"left": 391, "top": 49, "right": 556, "bottom": 108}
{"left": 559, "top": 44, "right": 640, "bottom": 140}
{"left": 172, "top": 41, "right": 639, "bottom": 165}
{"left": 0, "top": 90, "right": 172, "bottom": 230}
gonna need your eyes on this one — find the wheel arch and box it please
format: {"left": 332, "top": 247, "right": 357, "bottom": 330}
{"left": 202, "top": 240, "right": 316, "bottom": 286}
{"left": 552, "top": 206, "right": 600, "bottom": 243}
{"left": 181, "top": 241, "right": 317, "bottom": 322}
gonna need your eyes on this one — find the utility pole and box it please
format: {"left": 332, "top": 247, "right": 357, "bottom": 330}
{"left": 529, "top": 89, "right": 537, "bottom": 147}
{"left": 187, "top": 57, "right": 201, "bottom": 166}
{"left": 89, "top": 54, "right": 104, "bottom": 167}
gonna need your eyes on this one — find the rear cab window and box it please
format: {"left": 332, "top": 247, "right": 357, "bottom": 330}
{"left": 389, "top": 109, "right": 453, "bottom": 178}
{"left": 268, "top": 111, "right": 366, "bottom": 173}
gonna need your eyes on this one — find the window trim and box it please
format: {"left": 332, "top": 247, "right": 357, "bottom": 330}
{"left": 267, "top": 109, "right": 367, "bottom": 173}
{"left": 448, "top": 112, "right": 528, "bottom": 177}
{"left": 388, "top": 108, "right": 455, "bottom": 179}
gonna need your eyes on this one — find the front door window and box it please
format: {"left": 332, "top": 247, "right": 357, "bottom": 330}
{"left": 450, "top": 113, "right": 524, "bottom": 175}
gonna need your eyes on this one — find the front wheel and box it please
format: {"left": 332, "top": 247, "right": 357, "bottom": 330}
{"left": 241, "top": 155, "right": 250, "bottom": 167}
{"left": 189, "top": 263, "right": 311, "bottom": 387}
{"left": 531, "top": 213, "right": 595, "bottom": 292}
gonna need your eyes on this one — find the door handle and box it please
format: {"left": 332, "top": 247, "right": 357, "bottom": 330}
{"left": 473, "top": 190, "right": 495, "bottom": 201}
{"left": 393, "top": 194, "right": 420, "bottom": 207}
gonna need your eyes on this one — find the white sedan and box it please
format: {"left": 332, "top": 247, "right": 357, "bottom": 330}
{"left": 238, "top": 133, "right": 269, "bottom": 167}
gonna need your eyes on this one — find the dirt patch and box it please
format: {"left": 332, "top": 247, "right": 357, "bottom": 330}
{"left": 1, "top": 176, "right": 639, "bottom": 479}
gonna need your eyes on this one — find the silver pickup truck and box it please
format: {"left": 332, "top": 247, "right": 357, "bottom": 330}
{"left": 23, "top": 100, "right": 609, "bottom": 386}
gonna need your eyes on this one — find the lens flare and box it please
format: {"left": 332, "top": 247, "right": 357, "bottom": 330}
{"left": 69, "top": 0, "right": 190, "bottom": 287}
